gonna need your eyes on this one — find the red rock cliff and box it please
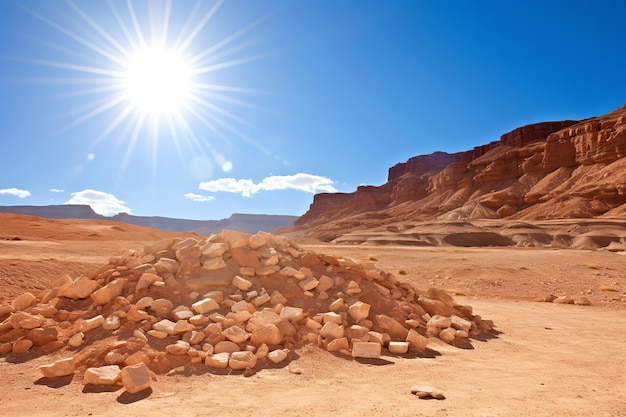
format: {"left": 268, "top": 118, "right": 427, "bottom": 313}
{"left": 291, "top": 105, "right": 626, "bottom": 236}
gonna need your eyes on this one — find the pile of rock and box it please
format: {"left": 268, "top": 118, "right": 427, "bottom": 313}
{"left": 0, "top": 230, "right": 493, "bottom": 394}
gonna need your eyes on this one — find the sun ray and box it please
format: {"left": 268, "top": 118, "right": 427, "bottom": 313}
{"left": 16, "top": 2, "right": 127, "bottom": 66}
{"left": 66, "top": 0, "right": 132, "bottom": 59}
{"left": 176, "top": 0, "right": 223, "bottom": 53}
{"left": 15, "top": 1, "right": 274, "bottom": 183}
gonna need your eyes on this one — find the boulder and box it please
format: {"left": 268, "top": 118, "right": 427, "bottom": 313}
{"left": 39, "top": 357, "right": 75, "bottom": 378}
{"left": 83, "top": 365, "right": 121, "bottom": 385}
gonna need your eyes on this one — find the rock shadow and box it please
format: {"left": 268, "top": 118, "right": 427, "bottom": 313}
{"left": 116, "top": 387, "right": 153, "bottom": 404}
{"left": 354, "top": 357, "right": 395, "bottom": 366}
{"left": 34, "top": 374, "right": 73, "bottom": 388}
{"left": 82, "top": 384, "right": 122, "bottom": 394}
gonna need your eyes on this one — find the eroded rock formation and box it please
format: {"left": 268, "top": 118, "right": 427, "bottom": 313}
{"left": 290, "top": 104, "right": 626, "bottom": 240}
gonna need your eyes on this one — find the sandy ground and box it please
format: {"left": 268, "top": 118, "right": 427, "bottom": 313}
{"left": 1, "top": 215, "right": 625, "bottom": 416}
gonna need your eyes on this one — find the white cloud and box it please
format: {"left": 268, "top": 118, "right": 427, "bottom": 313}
{"left": 198, "top": 173, "right": 338, "bottom": 197}
{"left": 64, "top": 189, "right": 131, "bottom": 216}
{"left": 0, "top": 188, "right": 31, "bottom": 198}
{"left": 184, "top": 193, "right": 215, "bottom": 202}
{"left": 50, "top": 188, "right": 65, "bottom": 193}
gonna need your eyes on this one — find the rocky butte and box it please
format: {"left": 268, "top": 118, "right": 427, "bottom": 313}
{"left": 284, "top": 104, "right": 626, "bottom": 243}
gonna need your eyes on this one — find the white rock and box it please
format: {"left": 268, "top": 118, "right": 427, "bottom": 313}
{"left": 388, "top": 341, "right": 409, "bottom": 354}
{"left": 83, "top": 365, "right": 121, "bottom": 385}
{"left": 102, "top": 315, "right": 121, "bottom": 330}
{"left": 205, "top": 352, "right": 230, "bottom": 368}
{"left": 322, "top": 312, "right": 343, "bottom": 324}
{"left": 267, "top": 349, "right": 288, "bottom": 364}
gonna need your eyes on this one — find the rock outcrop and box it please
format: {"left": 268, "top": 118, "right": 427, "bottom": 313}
{"left": 288, "top": 104, "right": 626, "bottom": 242}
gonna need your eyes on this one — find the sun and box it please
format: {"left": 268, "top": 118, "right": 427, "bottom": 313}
{"left": 122, "top": 45, "right": 192, "bottom": 117}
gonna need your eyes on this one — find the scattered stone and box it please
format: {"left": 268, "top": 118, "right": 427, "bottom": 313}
{"left": 267, "top": 349, "right": 288, "bottom": 364}
{"left": 11, "top": 292, "right": 38, "bottom": 312}
{"left": 68, "top": 332, "right": 85, "bottom": 347}
{"left": 80, "top": 315, "right": 105, "bottom": 333}
{"left": 553, "top": 295, "right": 575, "bottom": 304}
{"left": 12, "top": 338, "right": 33, "bottom": 354}
{"left": 229, "top": 350, "right": 257, "bottom": 370}
{"left": 410, "top": 385, "right": 446, "bottom": 400}
{"left": 39, "top": 357, "right": 75, "bottom": 378}
{"left": 388, "top": 341, "right": 409, "bottom": 354}
{"left": 205, "top": 352, "right": 230, "bottom": 368}
{"left": 166, "top": 340, "right": 190, "bottom": 355}
{"left": 351, "top": 342, "right": 381, "bottom": 359}
{"left": 120, "top": 362, "right": 152, "bottom": 394}
{"left": 83, "top": 365, "right": 121, "bottom": 385}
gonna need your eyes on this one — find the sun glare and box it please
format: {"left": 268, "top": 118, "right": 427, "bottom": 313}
{"left": 17, "top": 0, "right": 273, "bottom": 179}
{"left": 123, "top": 46, "right": 192, "bottom": 117}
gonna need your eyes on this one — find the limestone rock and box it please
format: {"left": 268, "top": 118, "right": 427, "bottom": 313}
{"left": 120, "top": 362, "right": 152, "bottom": 394}
{"left": 388, "top": 341, "right": 409, "bottom": 354}
{"left": 267, "top": 349, "right": 288, "bottom": 364}
{"left": 205, "top": 352, "right": 230, "bottom": 368}
{"left": 80, "top": 315, "right": 105, "bottom": 332}
{"left": 351, "top": 341, "right": 381, "bottom": 359}
{"left": 222, "top": 326, "right": 252, "bottom": 344}
{"left": 250, "top": 324, "right": 283, "bottom": 346}
{"left": 11, "top": 292, "right": 38, "bottom": 312}
{"left": 39, "top": 357, "right": 75, "bottom": 378}
{"left": 410, "top": 385, "right": 446, "bottom": 400}
{"left": 166, "top": 340, "right": 191, "bottom": 355}
{"left": 59, "top": 276, "right": 100, "bottom": 299}
{"left": 406, "top": 329, "right": 428, "bottom": 352}
{"left": 83, "top": 365, "right": 121, "bottom": 385}
{"left": 348, "top": 301, "right": 371, "bottom": 323}
{"left": 12, "top": 338, "right": 33, "bottom": 353}
{"left": 91, "top": 279, "right": 126, "bottom": 306}
{"left": 229, "top": 350, "right": 257, "bottom": 370}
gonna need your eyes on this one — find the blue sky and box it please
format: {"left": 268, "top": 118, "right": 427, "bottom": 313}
{"left": 1, "top": 1, "right": 625, "bottom": 220}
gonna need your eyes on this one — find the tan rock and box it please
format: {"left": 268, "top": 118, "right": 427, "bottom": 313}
{"left": 91, "top": 279, "right": 127, "bottom": 306}
{"left": 388, "top": 341, "right": 409, "bottom": 354}
{"left": 153, "top": 319, "right": 177, "bottom": 335}
{"left": 299, "top": 276, "right": 319, "bottom": 291}
{"left": 222, "top": 326, "right": 252, "bottom": 344}
{"left": 83, "top": 365, "right": 121, "bottom": 385}
{"left": 11, "top": 292, "right": 38, "bottom": 312}
{"left": 346, "top": 280, "right": 361, "bottom": 295}
{"left": 59, "top": 276, "right": 100, "bottom": 299}
{"left": 450, "top": 315, "right": 472, "bottom": 332}
{"left": 229, "top": 350, "right": 257, "bottom": 370}
{"left": 328, "top": 298, "right": 345, "bottom": 312}
{"left": 191, "top": 298, "right": 220, "bottom": 315}
{"left": 348, "top": 301, "right": 371, "bottom": 323}
{"left": 26, "top": 327, "right": 58, "bottom": 346}
{"left": 320, "top": 322, "right": 344, "bottom": 340}
{"left": 39, "top": 357, "right": 75, "bottom": 378}
{"left": 214, "top": 340, "right": 241, "bottom": 354}
{"left": 104, "top": 351, "right": 124, "bottom": 365}
{"left": 171, "top": 305, "right": 194, "bottom": 321}
{"left": 280, "top": 306, "right": 304, "bottom": 322}
{"left": 102, "top": 315, "right": 121, "bottom": 330}
{"left": 173, "top": 320, "right": 195, "bottom": 334}
{"left": 411, "top": 385, "right": 446, "bottom": 400}
{"left": 351, "top": 341, "right": 381, "bottom": 359}
{"left": 232, "top": 275, "right": 253, "bottom": 291}
{"left": 406, "top": 329, "right": 428, "bottom": 352}
{"left": 439, "top": 327, "right": 457, "bottom": 344}
{"left": 267, "top": 349, "right": 288, "bottom": 364}
{"left": 136, "top": 273, "right": 163, "bottom": 291}
{"left": 202, "top": 256, "right": 227, "bottom": 271}
{"left": 151, "top": 298, "right": 175, "bottom": 318}
{"left": 326, "top": 337, "right": 350, "bottom": 352}
{"left": 80, "top": 315, "right": 105, "bottom": 332}
{"left": 322, "top": 312, "right": 343, "bottom": 324}
{"left": 205, "top": 352, "right": 230, "bottom": 368}
{"left": 68, "top": 332, "right": 85, "bottom": 347}
{"left": 166, "top": 340, "right": 191, "bottom": 355}
{"left": 120, "top": 362, "right": 152, "bottom": 394}
{"left": 12, "top": 338, "right": 33, "bottom": 353}
{"left": 250, "top": 323, "right": 283, "bottom": 346}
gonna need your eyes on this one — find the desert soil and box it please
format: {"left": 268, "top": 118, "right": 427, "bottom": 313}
{"left": 1, "top": 215, "right": 625, "bottom": 416}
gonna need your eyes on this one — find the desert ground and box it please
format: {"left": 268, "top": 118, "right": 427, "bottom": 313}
{"left": 1, "top": 214, "right": 625, "bottom": 417}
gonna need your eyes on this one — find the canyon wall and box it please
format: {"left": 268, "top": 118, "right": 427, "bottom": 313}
{"left": 293, "top": 104, "right": 626, "bottom": 235}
